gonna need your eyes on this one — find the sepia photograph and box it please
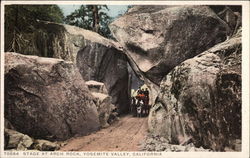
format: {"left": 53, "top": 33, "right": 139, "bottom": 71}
{"left": 0, "top": 1, "right": 249, "bottom": 158}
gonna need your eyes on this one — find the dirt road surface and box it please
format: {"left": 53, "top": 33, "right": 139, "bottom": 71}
{"left": 60, "top": 115, "right": 148, "bottom": 151}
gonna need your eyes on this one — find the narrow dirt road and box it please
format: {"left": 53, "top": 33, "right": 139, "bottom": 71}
{"left": 60, "top": 115, "right": 148, "bottom": 151}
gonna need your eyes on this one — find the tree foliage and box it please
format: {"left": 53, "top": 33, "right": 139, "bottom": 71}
{"left": 5, "top": 5, "right": 64, "bottom": 52}
{"left": 64, "top": 5, "right": 113, "bottom": 38}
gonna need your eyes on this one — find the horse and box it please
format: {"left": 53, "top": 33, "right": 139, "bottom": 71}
{"left": 136, "top": 100, "right": 144, "bottom": 118}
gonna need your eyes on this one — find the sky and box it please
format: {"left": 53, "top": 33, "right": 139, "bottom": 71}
{"left": 58, "top": 5, "right": 128, "bottom": 18}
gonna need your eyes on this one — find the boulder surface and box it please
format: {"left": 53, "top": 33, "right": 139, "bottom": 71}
{"left": 148, "top": 32, "right": 241, "bottom": 151}
{"left": 4, "top": 52, "right": 100, "bottom": 141}
{"left": 86, "top": 80, "right": 118, "bottom": 127}
{"left": 110, "top": 5, "right": 230, "bottom": 85}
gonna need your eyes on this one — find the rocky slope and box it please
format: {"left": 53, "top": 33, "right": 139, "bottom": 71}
{"left": 148, "top": 30, "right": 241, "bottom": 151}
{"left": 4, "top": 52, "right": 100, "bottom": 141}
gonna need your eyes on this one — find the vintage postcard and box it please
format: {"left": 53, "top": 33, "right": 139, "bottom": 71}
{"left": 0, "top": 0, "right": 249, "bottom": 158}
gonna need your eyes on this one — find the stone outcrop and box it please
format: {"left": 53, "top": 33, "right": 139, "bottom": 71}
{"left": 148, "top": 31, "right": 241, "bottom": 151}
{"left": 110, "top": 5, "right": 229, "bottom": 85}
{"left": 4, "top": 52, "right": 100, "bottom": 141}
{"left": 86, "top": 80, "right": 118, "bottom": 127}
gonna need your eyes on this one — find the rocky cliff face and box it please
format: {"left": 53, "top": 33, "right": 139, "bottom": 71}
{"left": 148, "top": 31, "right": 241, "bottom": 151}
{"left": 110, "top": 5, "right": 230, "bottom": 86}
{"left": 4, "top": 52, "right": 100, "bottom": 141}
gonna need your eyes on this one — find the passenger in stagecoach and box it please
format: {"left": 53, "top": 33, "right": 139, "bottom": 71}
{"left": 136, "top": 87, "right": 144, "bottom": 101}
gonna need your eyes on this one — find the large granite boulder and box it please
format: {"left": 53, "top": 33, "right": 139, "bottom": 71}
{"left": 5, "top": 21, "right": 130, "bottom": 115}
{"left": 4, "top": 52, "right": 100, "bottom": 141}
{"left": 110, "top": 5, "right": 230, "bottom": 85}
{"left": 85, "top": 80, "right": 117, "bottom": 128}
{"left": 148, "top": 31, "right": 241, "bottom": 151}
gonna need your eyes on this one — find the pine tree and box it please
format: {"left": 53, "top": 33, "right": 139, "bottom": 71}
{"left": 64, "top": 5, "right": 113, "bottom": 38}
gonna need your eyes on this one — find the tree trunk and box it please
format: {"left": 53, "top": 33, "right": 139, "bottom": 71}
{"left": 12, "top": 5, "right": 19, "bottom": 52}
{"left": 92, "top": 5, "right": 99, "bottom": 33}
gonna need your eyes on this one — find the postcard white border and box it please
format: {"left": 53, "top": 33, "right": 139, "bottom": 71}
{"left": 1, "top": 1, "right": 249, "bottom": 158}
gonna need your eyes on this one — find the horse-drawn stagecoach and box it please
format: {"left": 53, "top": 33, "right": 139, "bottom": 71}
{"left": 131, "top": 88, "right": 150, "bottom": 117}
